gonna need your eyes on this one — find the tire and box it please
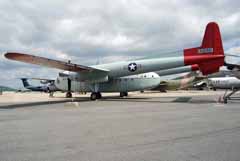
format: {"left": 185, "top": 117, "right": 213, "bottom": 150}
{"left": 91, "top": 93, "right": 97, "bottom": 100}
{"left": 224, "top": 98, "right": 228, "bottom": 104}
{"left": 96, "top": 92, "right": 102, "bottom": 99}
{"left": 66, "top": 92, "right": 72, "bottom": 98}
{"left": 120, "top": 92, "right": 128, "bottom": 97}
{"left": 120, "top": 92, "right": 125, "bottom": 97}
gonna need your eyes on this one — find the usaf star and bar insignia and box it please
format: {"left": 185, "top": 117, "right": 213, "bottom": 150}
{"left": 128, "top": 63, "right": 137, "bottom": 72}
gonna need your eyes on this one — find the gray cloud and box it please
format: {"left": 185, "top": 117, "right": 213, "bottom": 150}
{"left": 0, "top": 0, "right": 240, "bottom": 87}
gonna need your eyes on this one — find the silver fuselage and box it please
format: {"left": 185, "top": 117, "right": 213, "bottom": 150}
{"left": 55, "top": 72, "right": 161, "bottom": 92}
{"left": 93, "top": 56, "right": 184, "bottom": 78}
{"left": 67, "top": 55, "right": 185, "bottom": 83}
{"left": 55, "top": 55, "right": 186, "bottom": 93}
{"left": 209, "top": 77, "right": 240, "bottom": 89}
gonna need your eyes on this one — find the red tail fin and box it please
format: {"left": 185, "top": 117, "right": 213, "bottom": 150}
{"left": 184, "top": 22, "right": 224, "bottom": 75}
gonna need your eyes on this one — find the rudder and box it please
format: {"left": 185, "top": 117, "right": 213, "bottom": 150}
{"left": 21, "top": 78, "right": 30, "bottom": 87}
{"left": 184, "top": 22, "right": 224, "bottom": 75}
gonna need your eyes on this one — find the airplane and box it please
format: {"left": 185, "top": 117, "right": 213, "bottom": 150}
{"left": 5, "top": 22, "right": 225, "bottom": 100}
{"left": 207, "top": 77, "right": 240, "bottom": 103}
{"left": 139, "top": 64, "right": 200, "bottom": 92}
{"left": 193, "top": 66, "right": 240, "bottom": 90}
{"left": 151, "top": 71, "right": 205, "bottom": 92}
{"left": 20, "top": 78, "right": 59, "bottom": 93}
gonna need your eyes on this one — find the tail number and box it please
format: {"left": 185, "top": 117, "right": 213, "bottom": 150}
{"left": 198, "top": 48, "right": 213, "bottom": 54}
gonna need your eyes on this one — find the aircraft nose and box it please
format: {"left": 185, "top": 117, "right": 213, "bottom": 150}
{"left": 152, "top": 78, "right": 162, "bottom": 89}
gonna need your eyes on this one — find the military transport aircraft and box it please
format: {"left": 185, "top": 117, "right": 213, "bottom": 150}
{"left": 5, "top": 22, "right": 225, "bottom": 100}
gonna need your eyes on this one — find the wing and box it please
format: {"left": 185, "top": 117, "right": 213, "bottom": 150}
{"left": 29, "top": 78, "right": 55, "bottom": 84}
{"left": 30, "top": 78, "right": 55, "bottom": 81}
{"left": 5, "top": 52, "right": 109, "bottom": 73}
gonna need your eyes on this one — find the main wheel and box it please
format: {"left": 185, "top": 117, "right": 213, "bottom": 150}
{"left": 160, "top": 89, "right": 167, "bottom": 93}
{"left": 120, "top": 92, "right": 125, "bottom": 97}
{"left": 96, "top": 92, "right": 102, "bottom": 99}
{"left": 91, "top": 92, "right": 97, "bottom": 100}
{"left": 120, "top": 92, "right": 128, "bottom": 97}
{"left": 49, "top": 92, "right": 54, "bottom": 98}
{"left": 66, "top": 92, "right": 72, "bottom": 98}
{"left": 224, "top": 98, "right": 228, "bottom": 104}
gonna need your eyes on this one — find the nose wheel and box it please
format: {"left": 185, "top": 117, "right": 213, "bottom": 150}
{"left": 66, "top": 91, "right": 72, "bottom": 98}
{"left": 90, "top": 92, "right": 102, "bottom": 100}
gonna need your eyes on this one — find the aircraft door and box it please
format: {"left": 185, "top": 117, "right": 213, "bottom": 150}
{"left": 67, "top": 78, "right": 71, "bottom": 92}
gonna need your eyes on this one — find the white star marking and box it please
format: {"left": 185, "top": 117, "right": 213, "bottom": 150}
{"left": 129, "top": 64, "right": 136, "bottom": 70}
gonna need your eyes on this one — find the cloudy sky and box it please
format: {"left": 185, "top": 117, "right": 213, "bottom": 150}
{"left": 0, "top": 0, "right": 240, "bottom": 88}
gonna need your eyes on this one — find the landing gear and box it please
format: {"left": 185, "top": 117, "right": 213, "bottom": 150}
{"left": 96, "top": 92, "right": 102, "bottom": 99}
{"left": 120, "top": 92, "right": 128, "bottom": 97}
{"left": 90, "top": 92, "right": 102, "bottom": 100}
{"left": 224, "top": 98, "right": 228, "bottom": 104}
{"left": 66, "top": 78, "right": 72, "bottom": 98}
{"left": 66, "top": 92, "right": 72, "bottom": 98}
{"left": 49, "top": 92, "right": 54, "bottom": 98}
{"left": 219, "top": 89, "right": 240, "bottom": 104}
{"left": 160, "top": 89, "right": 167, "bottom": 93}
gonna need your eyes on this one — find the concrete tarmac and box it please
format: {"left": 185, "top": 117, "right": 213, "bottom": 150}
{"left": 0, "top": 91, "right": 240, "bottom": 161}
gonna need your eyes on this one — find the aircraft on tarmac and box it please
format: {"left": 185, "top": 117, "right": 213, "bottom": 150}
{"left": 151, "top": 71, "right": 205, "bottom": 92}
{"left": 5, "top": 22, "right": 225, "bottom": 100}
{"left": 20, "top": 78, "right": 59, "bottom": 93}
{"left": 138, "top": 64, "right": 200, "bottom": 92}
{"left": 209, "top": 77, "right": 240, "bottom": 90}
{"left": 207, "top": 77, "right": 240, "bottom": 103}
